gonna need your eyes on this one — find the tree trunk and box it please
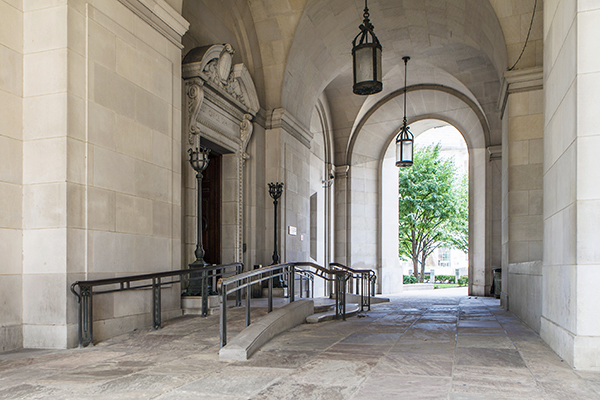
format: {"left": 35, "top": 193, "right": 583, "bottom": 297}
{"left": 420, "top": 251, "right": 427, "bottom": 283}
{"left": 412, "top": 257, "right": 419, "bottom": 280}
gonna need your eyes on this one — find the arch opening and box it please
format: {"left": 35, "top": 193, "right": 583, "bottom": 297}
{"left": 381, "top": 122, "right": 470, "bottom": 293}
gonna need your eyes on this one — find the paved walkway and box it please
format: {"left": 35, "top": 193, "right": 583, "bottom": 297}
{"left": 1, "top": 288, "right": 599, "bottom": 399}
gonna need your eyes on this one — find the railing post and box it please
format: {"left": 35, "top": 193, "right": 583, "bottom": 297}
{"left": 335, "top": 272, "right": 341, "bottom": 320}
{"left": 220, "top": 284, "right": 227, "bottom": 347}
{"left": 360, "top": 273, "right": 365, "bottom": 312}
{"left": 246, "top": 278, "right": 251, "bottom": 327}
{"left": 342, "top": 274, "right": 347, "bottom": 321}
{"left": 80, "top": 285, "right": 93, "bottom": 347}
{"left": 201, "top": 269, "right": 208, "bottom": 317}
{"left": 268, "top": 271, "right": 273, "bottom": 313}
{"left": 367, "top": 273, "right": 372, "bottom": 311}
{"left": 152, "top": 277, "right": 162, "bottom": 330}
{"left": 289, "top": 265, "right": 295, "bottom": 303}
{"left": 236, "top": 265, "right": 242, "bottom": 307}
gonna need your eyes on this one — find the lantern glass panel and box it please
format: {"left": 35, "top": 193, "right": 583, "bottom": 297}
{"left": 402, "top": 139, "right": 413, "bottom": 163}
{"left": 355, "top": 46, "right": 374, "bottom": 84}
{"left": 375, "top": 46, "right": 382, "bottom": 81}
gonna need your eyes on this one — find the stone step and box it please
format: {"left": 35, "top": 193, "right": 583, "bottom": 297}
{"left": 313, "top": 298, "right": 336, "bottom": 313}
{"left": 306, "top": 303, "right": 360, "bottom": 323}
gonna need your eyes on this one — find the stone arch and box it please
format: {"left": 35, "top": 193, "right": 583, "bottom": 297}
{"left": 344, "top": 86, "right": 492, "bottom": 295}
{"left": 346, "top": 84, "right": 492, "bottom": 164}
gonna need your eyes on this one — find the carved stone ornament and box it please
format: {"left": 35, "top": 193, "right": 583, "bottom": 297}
{"left": 182, "top": 44, "right": 260, "bottom": 145}
{"left": 186, "top": 78, "right": 204, "bottom": 144}
{"left": 240, "top": 113, "right": 253, "bottom": 153}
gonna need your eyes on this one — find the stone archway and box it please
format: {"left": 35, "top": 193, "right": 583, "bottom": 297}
{"left": 182, "top": 44, "right": 260, "bottom": 266}
{"left": 344, "top": 87, "right": 495, "bottom": 296}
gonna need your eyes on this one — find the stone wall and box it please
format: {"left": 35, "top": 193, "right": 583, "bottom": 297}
{"left": 501, "top": 76, "right": 544, "bottom": 329}
{"left": 0, "top": 0, "right": 23, "bottom": 352}
{"left": 507, "top": 261, "right": 542, "bottom": 332}
{"left": 264, "top": 109, "right": 313, "bottom": 265}
{"left": 542, "top": 0, "right": 600, "bottom": 370}
{"left": 19, "top": 0, "right": 188, "bottom": 348}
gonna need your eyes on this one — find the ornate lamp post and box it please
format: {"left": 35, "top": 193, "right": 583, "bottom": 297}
{"left": 188, "top": 146, "right": 211, "bottom": 295}
{"left": 268, "top": 182, "right": 286, "bottom": 288}
{"left": 396, "top": 56, "right": 414, "bottom": 167}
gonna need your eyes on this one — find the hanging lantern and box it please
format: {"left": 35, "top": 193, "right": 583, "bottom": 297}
{"left": 352, "top": 0, "right": 382, "bottom": 95}
{"left": 396, "top": 56, "right": 413, "bottom": 167}
{"left": 396, "top": 121, "right": 414, "bottom": 167}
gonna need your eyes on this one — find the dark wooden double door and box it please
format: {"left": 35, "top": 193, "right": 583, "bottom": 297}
{"left": 202, "top": 153, "right": 221, "bottom": 265}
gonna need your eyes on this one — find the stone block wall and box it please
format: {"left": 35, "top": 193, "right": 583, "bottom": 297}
{"left": 18, "top": 0, "right": 187, "bottom": 348}
{"left": 264, "top": 110, "right": 313, "bottom": 265}
{"left": 507, "top": 89, "right": 544, "bottom": 264}
{"left": 500, "top": 72, "right": 543, "bottom": 329}
{"left": 542, "top": 0, "right": 600, "bottom": 370}
{"left": 0, "top": 0, "right": 23, "bottom": 352}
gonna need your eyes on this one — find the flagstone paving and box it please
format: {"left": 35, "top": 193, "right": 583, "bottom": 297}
{"left": 1, "top": 288, "right": 599, "bottom": 399}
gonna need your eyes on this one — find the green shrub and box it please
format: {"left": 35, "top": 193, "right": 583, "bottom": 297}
{"left": 403, "top": 275, "right": 417, "bottom": 284}
{"left": 433, "top": 275, "right": 455, "bottom": 284}
{"left": 458, "top": 276, "right": 469, "bottom": 286}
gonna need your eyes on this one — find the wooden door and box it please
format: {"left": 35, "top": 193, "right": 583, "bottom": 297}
{"left": 202, "top": 153, "right": 221, "bottom": 265}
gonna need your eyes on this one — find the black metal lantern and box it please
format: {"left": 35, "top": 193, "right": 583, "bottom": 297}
{"left": 188, "top": 146, "right": 210, "bottom": 270}
{"left": 396, "top": 56, "right": 413, "bottom": 167}
{"left": 352, "top": 0, "right": 382, "bottom": 95}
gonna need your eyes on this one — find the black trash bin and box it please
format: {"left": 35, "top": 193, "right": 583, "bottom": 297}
{"left": 492, "top": 268, "right": 502, "bottom": 299}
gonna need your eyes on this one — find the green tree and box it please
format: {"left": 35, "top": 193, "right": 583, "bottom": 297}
{"left": 398, "top": 144, "right": 468, "bottom": 282}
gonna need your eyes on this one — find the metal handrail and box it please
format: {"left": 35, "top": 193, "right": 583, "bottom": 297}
{"left": 217, "top": 262, "right": 350, "bottom": 347}
{"left": 329, "top": 263, "right": 377, "bottom": 311}
{"left": 70, "top": 263, "right": 243, "bottom": 348}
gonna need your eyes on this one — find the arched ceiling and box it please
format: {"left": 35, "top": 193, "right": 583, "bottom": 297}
{"left": 180, "top": 0, "right": 542, "bottom": 165}
{"left": 283, "top": 0, "right": 507, "bottom": 134}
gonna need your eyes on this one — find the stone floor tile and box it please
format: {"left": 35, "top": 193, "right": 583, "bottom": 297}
{"left": 351, "top": 374, "right": 451, "bottom": 399}
{"left": 373, "top": 352, "right": 454, "bottom": 377}
{"left": 389, "top": 339, "right": 456, "bottom": 355}
{"left": 0, "top": 383, "right": 61, "bottom": 400}
{"left": 251, "top": 381, "right": 353, "bottom": 400}
{"left": 456, "top": 334, "right": 515, "bottom": 349}
{"left": 450, "top": 374, "right": 543, "bottom": 397}
{"left": 339, "top": 332, "right": 401, "bottom": 345}
{"left": 175, "top": 366, "right": 291, "bottom": 398}
{"left": 577, "top": 371, "right": 600, "bottom": 396}
{"left": 538, "top": 380, "right": 600, "bottom": 399}
{"left": 289, "top": 358, "right": 372, "bottom": 388}
{"left": 234, "top": 349, "right": 320, "bottom": 369}
{"left": 455, "top": 348, "right": 526, "bottom": 368}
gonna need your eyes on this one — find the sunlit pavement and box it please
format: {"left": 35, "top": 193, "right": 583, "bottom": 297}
{"left": 1, "top": 288, "right": 599, "bottom": 399}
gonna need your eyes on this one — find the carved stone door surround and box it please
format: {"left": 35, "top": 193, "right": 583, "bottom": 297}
{"left": 182, "top": 44, "right": 260, "bottom": 264}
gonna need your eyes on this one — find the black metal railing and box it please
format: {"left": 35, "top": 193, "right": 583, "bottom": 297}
{"left": 217, "top": 262, "right": 350, "bottom": 347}
{"left": 329, "top": 263, "right": 377, "bottom": 312}
{"left": 70, "top": 263, "right": 242, "bottom": 348}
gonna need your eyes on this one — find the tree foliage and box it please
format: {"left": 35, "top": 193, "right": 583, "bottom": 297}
{"left": 398, "top": 144, "right": 468, "bottom": 282}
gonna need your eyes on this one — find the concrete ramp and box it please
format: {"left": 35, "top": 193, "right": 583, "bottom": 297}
{"left": 219, "top": 299, "right": 314, "bottom": 361}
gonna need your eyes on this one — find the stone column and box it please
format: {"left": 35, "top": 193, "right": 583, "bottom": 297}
{"left": 21, "top": 0, "right": 188, "bottom": 348}
{"left": 541, "top": 0, "right": 600, "bottom": 369}
{"left": 334, "top": 165, "right": 350, "bottom": 268}
{"left": 0, "top": 0, "right": 23, "bottom": 352}
{"left": 500, "top": 67, "right": 544, "bottom": 331}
